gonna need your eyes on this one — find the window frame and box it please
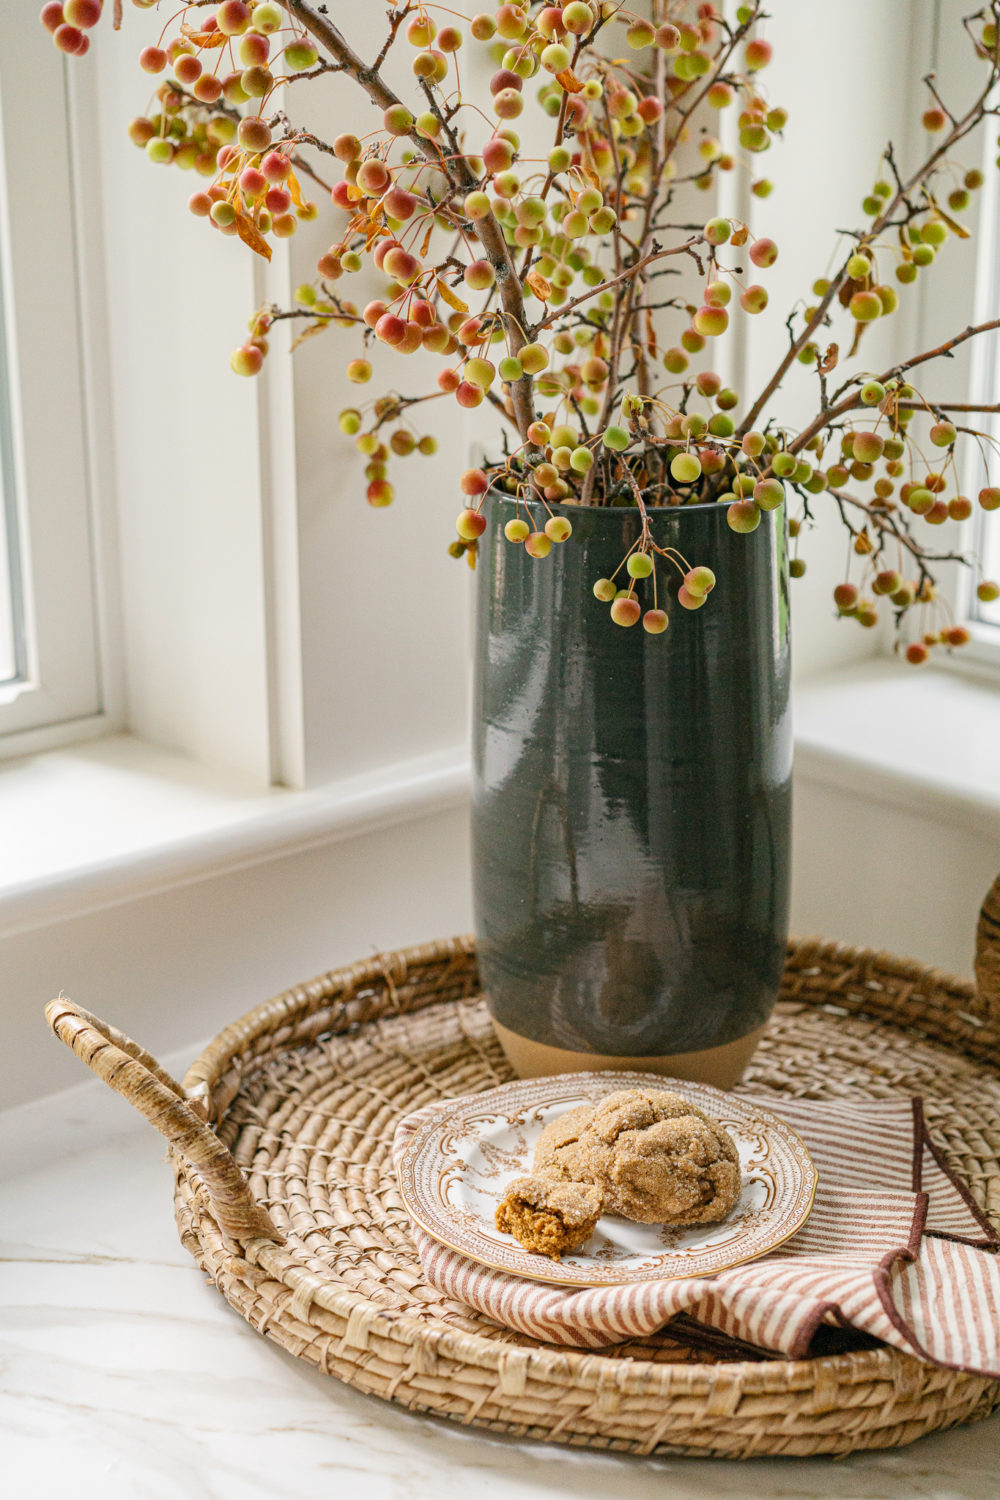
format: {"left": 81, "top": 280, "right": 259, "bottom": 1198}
{"left": 956, "top": 146, "right": 1000, "bottom": 663}
{"left": 0, "top": 14, "right": 112, "bottom": 754}
{"left": 906, "top": 4, "right": 1000, "bottom": 678}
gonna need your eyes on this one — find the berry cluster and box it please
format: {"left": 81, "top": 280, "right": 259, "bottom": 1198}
{"left": 41, "top": 0, "right": 102, "bottom": 58}
{"left": 43, "top": 0, "right": 1000, "bottom": 654}
{"left": 593, "top": 551, "right": 715, "bottom": 634}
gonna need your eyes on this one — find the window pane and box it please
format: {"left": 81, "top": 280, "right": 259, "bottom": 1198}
{"left": 0, "top": 252, "right": 23, "bottom": 686}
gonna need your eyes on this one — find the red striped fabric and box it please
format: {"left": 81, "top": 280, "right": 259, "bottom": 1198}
{"left": 392, "top": 1092, "right": 999, "bottom": 1375}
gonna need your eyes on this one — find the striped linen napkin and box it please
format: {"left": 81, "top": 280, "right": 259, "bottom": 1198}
{"left": 392, "top": 1093, "right": 1000, "bottom": 1377}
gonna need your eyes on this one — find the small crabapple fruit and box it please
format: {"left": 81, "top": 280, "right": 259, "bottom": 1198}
{"left": 610, "top": 596, "right": 641, "bottom": 626}
{"left": 740, "top": 284, "right": 768, "bottom": 314}
{"left": 749, "top": 237, "right": 778, "bottom": 267}
{"left": 727, "top": 500, "right": 761, "bottom": 533}
{"left": 545, "top": 516, "right": 572, "bottom": 542}
{"left": 850, "top": 290, "right": 882, "bottom": 321}
{"left": 754, "top": 478, "right": 784, "bottom": 510}
{"left": 460, "top": 469, "right": 489, "bottom": 496}
{"left": 685, "top": 567, "right": 716, "bottom": 596}
{"left": 367, "top": 480, "right": 394, "bottom": 507}
{"left": 852, "top": 431, "right": 884, "bottom": 463}
{"left": 456, "top": 508, "right": 487, "bottom": 540}
{"left": 671, "top": 452, "right": 702, "bottom": 483}
{"left": 525, "top": 530, "right": 552, "bottom": 559}
{"left": 230, "top": 344, "right": 263, "bottom": 376}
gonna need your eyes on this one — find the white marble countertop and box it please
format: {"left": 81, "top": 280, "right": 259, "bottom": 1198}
{"left": 3, "top": 1094, "right": 999, "bottom": 1500}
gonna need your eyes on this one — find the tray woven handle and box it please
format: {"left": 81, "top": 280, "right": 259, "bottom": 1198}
{"left": 45, "top": 998, "right": 283, "bottom": 1244}
{"left": 975, "top": 875, "right": 1000, "bottom": 1020}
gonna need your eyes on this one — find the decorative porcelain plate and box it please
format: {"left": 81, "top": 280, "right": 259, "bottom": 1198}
{"left": 397, "top": 1071, "right": 817, "bottom": 1287}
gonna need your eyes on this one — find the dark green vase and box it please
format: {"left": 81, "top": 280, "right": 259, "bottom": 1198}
{"left": 472, "top": 492, "right": 792, "bottom": 1086}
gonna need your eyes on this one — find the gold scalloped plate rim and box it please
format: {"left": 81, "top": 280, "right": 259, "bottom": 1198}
{"left": 397, "top": 1071, "right": 819, "bottom": 1288}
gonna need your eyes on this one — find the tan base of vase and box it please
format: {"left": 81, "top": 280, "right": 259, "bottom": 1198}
{"left": 490, "top": 1019, "right": 767, "bottom": 1090}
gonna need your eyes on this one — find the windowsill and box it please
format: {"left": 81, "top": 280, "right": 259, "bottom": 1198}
{"left": 1, "top": 659, "right": 997, "bottom": 943}
{"left": 0, "top": 734, "right": 470, "bottom": 939}
{"left": 794, "top": 657, "right": 1000, "bottom": 835}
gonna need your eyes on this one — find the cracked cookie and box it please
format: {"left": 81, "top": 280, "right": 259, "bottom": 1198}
{"left": 495, "top": 1174, "right": 604, "bottom": 1259}
{"left": 533, "top": 1088, "right": 741, "bottom": 1227}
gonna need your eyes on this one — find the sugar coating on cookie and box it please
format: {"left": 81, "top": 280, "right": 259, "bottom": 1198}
{"left": 533, "top": 1088, "right": 741, "bottom": 1227}
{"left": 533, "top": 1103, "right": 595, "bottom": 1182}
{"left": 495, "top": 1174, "right": 604, "bottom": 1259}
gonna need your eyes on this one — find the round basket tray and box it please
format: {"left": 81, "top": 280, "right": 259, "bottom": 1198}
{"left": 46, "top": 893, "right": 1000, "bottom": 1460}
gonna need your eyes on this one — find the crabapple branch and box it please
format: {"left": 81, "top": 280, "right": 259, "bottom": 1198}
{"left": 283, "top": 0, "right": 538, "bottom": 440}
{"left": 738, "top": 46, "right": 1000, "bottom": 437}
{"left": 55, "top": 0, "right": 1000, "bottom": 655}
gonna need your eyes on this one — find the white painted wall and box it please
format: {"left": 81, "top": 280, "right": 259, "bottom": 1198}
{"left": 793, "top": 764, "right": 997, "bottom": 978}
{"left": 10, "top": 802, "right": 472, "bottom": 1111}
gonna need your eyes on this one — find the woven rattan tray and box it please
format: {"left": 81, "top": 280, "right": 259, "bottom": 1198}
{"left": 46, "top": 883, "right": 1000, "bottom": 1459}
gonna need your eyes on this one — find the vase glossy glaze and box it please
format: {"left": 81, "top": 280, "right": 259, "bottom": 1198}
{"left": 472, "top": 493, "right": 792, "bottom": 1086}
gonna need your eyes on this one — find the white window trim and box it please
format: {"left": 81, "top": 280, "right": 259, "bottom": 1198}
{"left": 902, "top": 0, "right": 1000, "bottom": 678}
{"left": 0, "top": 15, "right": 123, "bottom": 757}
{"left": 955, "top": 128, "right": 1000, "bottom": 668}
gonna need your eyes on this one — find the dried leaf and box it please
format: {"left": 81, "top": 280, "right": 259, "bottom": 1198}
{"left": 927, "top": 199, "right": 971, "bottom": 239}
{"left": 286, "top": 170, "right": 304, "bottom": 210}
{"left": 181, "top": 24, "right": 227, "bottom": 47}
{"left": 644, "top": 307, "right": 658, "bottom": 361}
{"left": 290, "top": 321, "right": 330, "bottom": 351}
{"left": 420, "top": 219, "right": 435, "bottom": 258}
{"left": 819, "top": 342, "right": 839, "bottom": 374}
{"left": 235, "top": 212, "right": 273, "bottom": 262}
{"left": 730, "top": 224, "right": 749, "bottom": 247}
{"left": 526, "top": 268, "right": 552, "bottom": 301}
{"left": 555, "top": 68, "right": 584, "bottom": 94}
{"left": 436, "top": 277, "right": 469, "bottom": 314}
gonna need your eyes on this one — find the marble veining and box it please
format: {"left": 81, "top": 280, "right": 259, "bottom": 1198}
{"left": 2, "top": 1115, "right": 998, "bottom": 1500}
